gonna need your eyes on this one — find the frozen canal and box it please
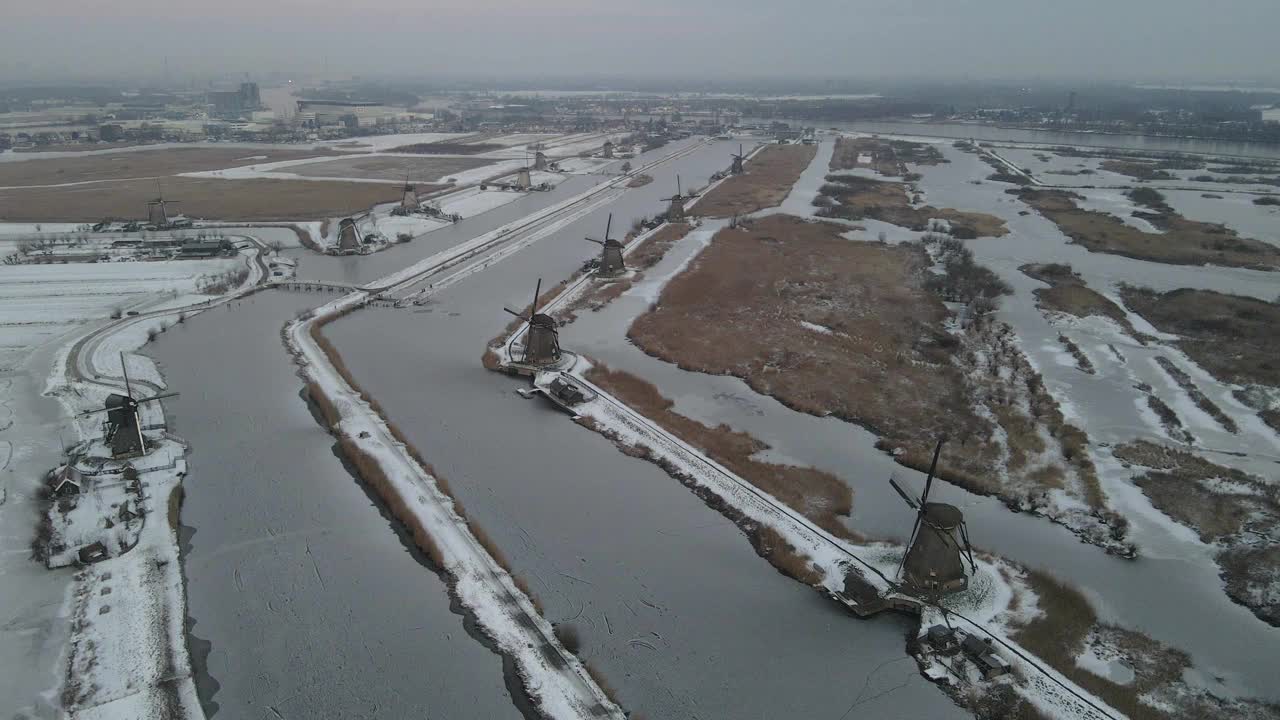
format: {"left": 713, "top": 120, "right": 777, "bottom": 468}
{"left": 321, "top": 144, "right": 965, "bottom": 716}
{"left": 147, "top": 291, "right": 524, "bottom": 719}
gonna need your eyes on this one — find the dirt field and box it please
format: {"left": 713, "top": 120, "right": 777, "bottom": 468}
{"left": 1017, "top": 189, "right": 1280, "bottom": 269}
{"left": 1020, "top": 263, "right": 1141, "bottom": 337}
{"left": 691, "top": 144, "right": 817, "bottom": 217}
{"left": 0, "top": 176, "right": 418, "bottom": 222}
{"left": 0, "top": 147, "right": 340, "bottom": 187}
{"left": 625, "top": 215, "right": 1113, "bottom": 532}
{"left": 285, "top": 155, "right": 495, "bottom": 182}
{"left": 1120, "top": 287, "right": 1280, "bottom": 387}
{"left": 1115, "top": 441, "right": 1280, "bottom": 627}
{"left": 391, "top": 142, "right": 504, "bottom": 155}
{"left": 816, "top": 175, "right": 1008, "bottom": 237}
{"left": 829, "top": 137, "right": 946, "bottom": 176}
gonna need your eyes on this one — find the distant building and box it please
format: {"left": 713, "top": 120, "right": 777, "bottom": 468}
{"left": 295, "top": 99, "right": 395, "bottom": 127}
{"left": 207, "top": 82, "right": 263, "bottom": 117}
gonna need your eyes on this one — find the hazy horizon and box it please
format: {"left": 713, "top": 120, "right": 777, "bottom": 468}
{"left": 4, "top": 0, "right": 1279, "bottom": 87}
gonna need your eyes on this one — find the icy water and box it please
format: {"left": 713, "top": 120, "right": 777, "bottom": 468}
{"left": 146, "top": 291, "right": 523, "bottom": 720}
{"left": 565, "top": 137, "right": 1280, "bottom": 699}
{"left": 821, "top": 120, "right": 1280, "bottom": 160}
{"left": 323, "top": 141, "right": 965, "bottom": 718}
{"left": 286, "top": 136, "right": 712, "bottom": 288}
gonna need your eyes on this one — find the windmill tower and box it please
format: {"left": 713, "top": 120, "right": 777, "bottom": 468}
{"left": 660, "top": 175, "right": 698, "bottom": 222}
{"left": 399, "top": 175, "right": 418, "bottom": 212}
{"left": 585, "top": 213, "right": 624, "bottom": 277}
{"left": 503, "top": 279, "right": 562, "bottom": 366}
{"left": 77, "top": 353, "right": 179, "bottom": 458}
{"left": 730, "top": 144, "right": 745, "bottom": 174}
{"left": 336, "top": 211, "right": 371, "bottom": 253}
{"left": 515, "top": 167, "right": 532, "bottom": 190}
{"left": 888, "top": 438, "right": 977, "bottom": 595}
{"left": 146, "top": 183, "right": 179, "bottom": 228}
{"left": 532, "top": 143, "right": 549, "bottom": 171}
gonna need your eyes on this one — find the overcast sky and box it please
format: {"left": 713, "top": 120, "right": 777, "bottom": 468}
{"left": 3, "top": 0, "right": 1278, "bottom": 86}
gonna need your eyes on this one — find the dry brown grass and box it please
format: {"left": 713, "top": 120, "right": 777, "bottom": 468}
{"left": 625, "top": 215, "right": 1110, "bottom": 521}
{"left": 0, "top": 177, "right": 411, "bottom": 223}
{"left": 166, "top": 485, "right": 184, "bottom": 533}
{"left": 829, "top": 136, "right": 946, "bottom": 176}
{"left": 286, "top": 154, "right": 494, "bottom": 182}
{"left": 1151, "top": 356, "right": 1238, "bottom": 433}
{"left": 1019, "top": 263, "right": 1141, "bottom": 339}
{"left": 627, "top": 215, "right": 1000, "bottom": 488}
{"left": 1018, "top": 189, "right": 1280, "bottom": 270}
{"left": 1121, "top": 286, "right": 1280, "bottom": 388}
{"left": 1099, "top": 160, "right": 1177, "bottom": 180}
{"left": 287, "top": 224, "right": 321, "bottom": 252}
{"left": 693, "top": 144, "right": 817, "bottom": 217}
{"left": 626, "top": 174, "right": 653, "bottom": 188}
{"left": 0, "top": 146, "right": 339, "bottom": 187}
{"left": 585, "top": 362, "right": 855, "bottom": 538}
{"left": 818, "top": 175, "right": 1008, "bottom": 237}
{"left": 750, "top": 525, "right": 824, "bottom": 585}
{"left": 336, "top": 435, "right": 447, "bottom": 569}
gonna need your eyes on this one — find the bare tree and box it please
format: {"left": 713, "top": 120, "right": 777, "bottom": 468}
{"left": 267, "top": 240, "right": 284, "bottom": 255}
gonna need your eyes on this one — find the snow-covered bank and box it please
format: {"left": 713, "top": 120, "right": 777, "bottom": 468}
{"left": 285, "top": 296, "right": 623, "bottom": 720}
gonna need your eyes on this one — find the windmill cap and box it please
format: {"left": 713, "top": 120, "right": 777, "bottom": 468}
{"left": 923, "top": 502, "right": 963, "bottom": 528}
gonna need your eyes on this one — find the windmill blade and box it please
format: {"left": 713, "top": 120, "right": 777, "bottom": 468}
{"left": 896, "top": 512, "right": 923, "bottom": 579}
{"left": 585, "top": 237, "right": 605, "bottom": 246}
{"left": 922, "top": 436, "right": 946, "bottom": 504}
{"left": 131, "top": 407, "right": 146, "bottom": 455}
{"left": 676, "top": 175, "right": 682, "bottom": 198}
{"left": 889, "top": 477, "right": 921, "bottom": 509}
{"left": 604, "top": 213, "right": 612, "bottom": 241}
{"left": 138, "top": 392, "right": 180, "bottom": 404}
{"left": 120, "top": 352, "right": 133, "bottom": 400}
{"left": 77, "top": 406, "right": 112, "bottom": 418}
{"left": 959, "top": 520, "right": 978, "bottom": 573}
{"left": 531, "top": 278, "right": 542, "bottom": 316}
{"left": 503, "top": 307, "right": 530, "bottom": 320}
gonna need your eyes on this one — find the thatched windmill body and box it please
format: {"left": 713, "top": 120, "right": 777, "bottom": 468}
{"left": 730, "top": 144, "right": 745, "bottom": 174}
{"left": 585, "top": 213, "right": 624, "bottom": 277}
{"left": 504, "top": 279, "right": 562, "bottom": 366}
{"left": 889, "top": 438, "right": 976, "bottom": 595}
{"left": 660, "top": 175, "right": 698, "bottom": 221}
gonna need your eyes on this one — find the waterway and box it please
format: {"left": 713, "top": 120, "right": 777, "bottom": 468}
{"left": 561, "top": 134, "right": 1280, "bottom": 700}
{"left": 147, "top": 291, "right": 524, "bottom": 719}
{"left": 321, "top": 142, "right": 965, "bottom": 717}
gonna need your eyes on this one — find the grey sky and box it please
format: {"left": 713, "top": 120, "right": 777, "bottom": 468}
{"left": 3, "top": 0, "right": 1278, "bottom": 85}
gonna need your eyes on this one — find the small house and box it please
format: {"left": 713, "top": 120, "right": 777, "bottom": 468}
{"left": 961, "top": 634, "right": 1011, "bottom": 679}
{"left": 925, "top": 624, "right": 959, "bottom": 654}
{"left": 52, "top": 466, "right": 84, "bottom": 497}
{"left": 78, "top": 542, "right": 109, "bottom": 564}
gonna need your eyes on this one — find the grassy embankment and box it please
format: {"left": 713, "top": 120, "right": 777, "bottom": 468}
{"left": 692, "top": 143, "right": 817, "bottom": 217}
{"left": 303, "top": 309, "right": 552, "bottom": 617}
{"left": 1015, "top": 188, "right": 1280, "bottom": 270}
{"left": 828, "top": 136, "right": 947, "bottom": 177}
{"left": 814, "top": 174, "right": 1009, "bottom": 238}
{"left": 626, "top": 215, "right": 1112, "bottom": 528}
{"left": 582, "top": 363, "right": 849, "bottom": 586}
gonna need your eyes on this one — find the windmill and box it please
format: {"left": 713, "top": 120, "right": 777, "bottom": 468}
{"left": 660, "top": 175, "right": 698, "bottom": 221}
{"left": 146, "top": 182, "right": 180, "bottom": 228}
{"left": 504, "top": 279, "right": 562, "bottom": 366}
{"left": 585, "top": 213, "right": 624, "bottom": 277}
{"left": 336, "top": 210, "right": 372, "bottom": 253}
{"left": 532, "top": 143, "right": 549, "bottom": 171}
{"left": 399, "top": 174, "right": 419, "bottom": 212}
{"left": 888, "top": 437, "right": 976, "bottom": 595}
{"left": 730, "top": 144, "right": 745, "bottom": 174}
{"left": 77, "top": 353, "right": 178, "bottom": 458}
{"left": 602, "top": 140, "right": 615, "bottom": 158}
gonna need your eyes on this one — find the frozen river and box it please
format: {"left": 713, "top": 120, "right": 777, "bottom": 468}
{"left": 148, "top": 292, "right": 525, "bottom": 719}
